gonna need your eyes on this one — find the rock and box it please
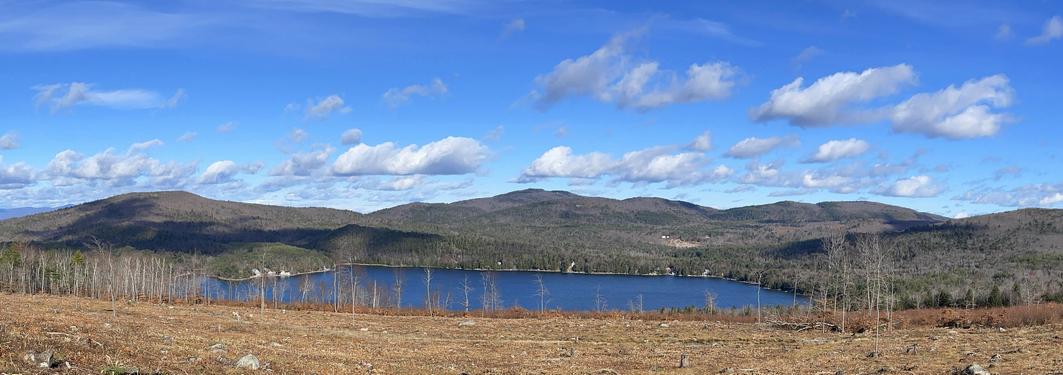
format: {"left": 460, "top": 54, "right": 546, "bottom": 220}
{"left": 658, "top": 323, "right": 670, "bottom": 328}
{"left": 718, "top": 368, "right": 736, "bottom": 374}
{"left": 678, "top": 353, "right": 689, "bottom": 368}
{"left": 162, "top": 335, "right": 174, "bottom": 345}
{"left": 235, "top": 354, "right": 260, "bottom": 370}
{"left": 866, "top": 351, "right": 880, "bottom": 358}
{"left": 209, "top": 343, "right": 227, "bottom": 353}
{"left": 962, "top": 364, "right": 991, "bottom": 375}
{"left": 905, "top": 344, "right": 917, "bottom": 354}
{"left": 989, "top": 354, "right": 1001, "bottom": 363}
{"left": 23, "top": 350, "right": 58, "bottom": 368}
{"left": 458, "top": 320, "right": 476, "bottom": 327}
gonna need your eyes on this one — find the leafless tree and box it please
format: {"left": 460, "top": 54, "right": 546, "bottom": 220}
{"left": 459, "top": 275, "right": 473, "bottom": 313}
{"left": 533, "top": 274, "right": 549, "bottom": 313}
{"left": 423, "top": 268, "right": 433, "bottom": 314}
{"left": 392, "top": 268, "right": 405, "bottom": 309}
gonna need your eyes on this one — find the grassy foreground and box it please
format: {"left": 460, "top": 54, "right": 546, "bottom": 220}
{"left": 1, "top": 294, "right": 1062, "bottom": 374}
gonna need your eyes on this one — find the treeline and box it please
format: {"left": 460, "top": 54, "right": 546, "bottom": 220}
{"left": 0, "top": 242, "right": 206, "bottom": 310}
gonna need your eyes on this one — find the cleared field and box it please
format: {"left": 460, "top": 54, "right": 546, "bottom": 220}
{"left": 1, "top": 294, "right": 1061, "bottom": 374}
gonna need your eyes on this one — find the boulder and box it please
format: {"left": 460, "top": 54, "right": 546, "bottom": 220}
{"left": 22, "top": 350, "right": 58, "bottom": 368}
{"left": 458, "top": 320, "right": 476, "bottom": 327}
{"left": 962, "top": 364, "right": 990, "bottom": 375}
{"left": 235, "top": 354, "right": 260, "bottom": 370}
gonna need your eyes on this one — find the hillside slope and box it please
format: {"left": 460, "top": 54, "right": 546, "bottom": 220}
{"left": 0, "top": 191, "right": 360, "bottom": 253}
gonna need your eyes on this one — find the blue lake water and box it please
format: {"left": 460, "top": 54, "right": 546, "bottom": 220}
{"left": 202, "top": 266, "right": 807, "bottom": 312}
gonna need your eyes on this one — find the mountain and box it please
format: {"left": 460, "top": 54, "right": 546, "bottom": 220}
{"left": 709, "top": 200, "right": 946, "bottom": 224}
{"left": 3, "top": 189, "right": 1058, "bottom": 304}
{"left": 0, "top": 191, "right": 360, "bottom": 253}
{"left": 0, "top": 206, "right": 65, "bottom": 221}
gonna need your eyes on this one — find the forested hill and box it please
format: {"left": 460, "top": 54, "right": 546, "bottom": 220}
{"left": 0, "top": 191, "right": 360, "bottom": 253}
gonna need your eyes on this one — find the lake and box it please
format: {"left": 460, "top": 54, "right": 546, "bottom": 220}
{"left": 202, "top": 265, "right": 807, "bottom": 312}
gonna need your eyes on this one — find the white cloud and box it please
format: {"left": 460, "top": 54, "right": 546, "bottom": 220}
{"left": 890, "top": 75, "right": 1013, "bottom": 139}
{"left": 45, "top": 141, "right": 193, "bottom": 187}
{"left": 289, "top": 128, "right": 309, "bottom": 143}
{"left": 500, "top": 18, "right": 525, "bottom": 38}
{"left": 957, "top": 183, "right": 1063, "bottom": 207}
{"left": 952, "top": 212, "right": 970, "bottom": 219}
{"left": 332, "top": 136, "right": 489, "bottom": 176}
{"left": 801, "top": 172, "right": 857, "bottom": 193}
{"left": 128, "top": 139, "right": 164, "bottom": 153}
{"left": 32, "top": 82, "right": 185, "bottom": 113}
{"left": 0, "top": 132, "right": 20, "bottom": 150}
{"left": 382, "top": 78, "right": 448, "bottom": 109}
{"left": 217, "top": 121, "right": 237, "bottom": 133}
{"left": 688, "top": 131, "right": 712, "bottom": 152}
{"left": 791, "top": 46, "right": 823, "bottom": 69}
{"left": 531, "top": 32, "right": 739, "bottom": 111}
{"left": 341, "top": 128, "right": 363, "bottom": 145}
{"left": 995, "top": 24, "right": 1013, "bottom": 41}
{"left": 751, "top": 64, "right": 916, "bottom": 126}
{"left": 518, "top": 146, "right": 614, "bottom": 181}
{"left": 0, "top": 158, "right": 33, "bottom": 189}
{"left": 271, "top": 146, "right": 334, "bottom": 176}
{"left": 805, "top": 138, "right": 870, "bottom": 163}
{"left": 200, "top": 160, "right": 260, "bottom": 184}
{"left": 354, "top": 175, "right": 425, "bottom": 191}
{"left": 1026, "top": 15, "right": 1062, "bottom": 45}
{"left": 1042, "top": 193, "right": 1063, "bottom": 206}
{"left": 305, "top": 95, "right": 351, "bottom": 119}
{"left": 725, "top": 136, "right": 799, "bottom": 159}
{"left": 612, "top": 147, "right": 718, "bottom": 185}
{"left": 518, "top": 144, "right": 730, "bottom": 186}
{"left": 483, "top": 125, "right": 504, "bottom": 142}
{"left": 176, "top": 131, "right": 198, "bottom": 142}
{"left": 880, "top": 175, "right": 943, "bottom": 197}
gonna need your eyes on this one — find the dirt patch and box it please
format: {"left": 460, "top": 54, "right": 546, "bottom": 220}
{"left": 1, "top": 294, "right": 1062, "bottom": 374}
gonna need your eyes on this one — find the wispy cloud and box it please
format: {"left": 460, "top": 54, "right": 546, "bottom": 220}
{"left": 382, "top": 78, "right": 448, "bottom": 109}
{"left": 33, "top": 82, "right": 185, "bottom": 113}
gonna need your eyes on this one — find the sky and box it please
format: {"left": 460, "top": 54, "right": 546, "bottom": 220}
{"left": 0, "top": 0, "right": 1061, "bottom": 217}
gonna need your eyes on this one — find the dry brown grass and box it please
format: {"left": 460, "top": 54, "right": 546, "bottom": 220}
{"left": 2, "top": 293, "right": 1063, "bottom": 374}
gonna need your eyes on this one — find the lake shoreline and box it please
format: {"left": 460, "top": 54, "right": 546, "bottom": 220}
{"left": 211, "top": 262, "right": 799, "bottom": 295}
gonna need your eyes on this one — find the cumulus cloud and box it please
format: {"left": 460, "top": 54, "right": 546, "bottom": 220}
{"left": 341, "top": 128, "right": 363, "bottom": 145}
{"left": 1026, "top": 15, "right": 1062, "bottom": 45}
{"left": 879, "top": 175, "right": 943, "bottom": 197}
{"left": 332, "top": 136, "right": 489, "bottom": 176}
{"left": 305, "top": 95, "right": 351, "bottom": 119}
{"left": 751, "top": 64, "right": 916, "bottom": 126}
{"left": 0, "top": 158, "right": 34, "bottom": 189}
{"left": 33, "top": 82, "right": 185, "bottom": 113}
{"left": 46, "top": 141, "right": 194, "bottom": 187}
{"left": 0, "top": 132, "right": 20, "bottom": 150}
{"left": 890, "top": 75, "right": 1014, "bottom": 139}
{"left": 725, "top": 136, "right": 799, "bottom": 159}
{"left": 531, "top": 32, "right": 739, "bottom": 111}
{"left": 271, "top": 146, "right": 334, "bottom": 177}
{"left": 688, "top": 131, "right": 712, "bottom": 152}
{"left": 176, "top": 131, "right": 197, "bottom": 142}
{"left": 517, "top": 146, "right": 613, "bottom": 181}
{"left": 382, "top": 78, "right": 447, "bottom": 109}
{"left": 995, "top": 24, "right": 1013, "bottom": 41}
{"left": 200, "top": 160, "right": 260, "bottom": 184}
{"left": 804, "top": 138, "right": 870, "bottom": 163}
{"left": 517, "top": 144, "right": 731, "bottom": 186}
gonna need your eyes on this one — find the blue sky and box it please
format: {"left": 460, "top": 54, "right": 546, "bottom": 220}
{"left": 0, "top": 0, "right": 1061, "bottom": 216}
